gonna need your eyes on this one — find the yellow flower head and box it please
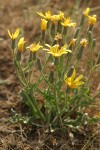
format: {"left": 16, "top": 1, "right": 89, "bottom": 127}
{"left": 64, "top": 68, "right": 84, "bottom": 89}
{"left": 57, "top": 11, "right": 64, "bottom": 21}
{"left": 8, "top": 28, "right": 20, "bottom": 40}
{"left": 50, "top": 15, "right": 58, "bottom": 24}
{"left": 45, "top": 44, "right": 71, "bottom": 57}
{"left": 80, "top": 38, "right": 88, "bottom": 47}
{"left": 18, "top": 37, "right": 26, "bottom": 52}
{"left": 84, "top": 7, "right": 90, "bottom": 16}
{"left": 70, "top": 39, "right": 77, "bottom": 47}
{"left": 88, "top": 15, "right": 97, "bottom": 25}
{"left": 61, "top": 17, "right": 76, "bottom": 27}
{"left": 27, "top": 42, "right": 43, "bottom": 53}
{"left": 37, "top": 10, "right": 51, "bottom": 20}
{"left": 41, "top": 19, "right": 48, "bottom": 31}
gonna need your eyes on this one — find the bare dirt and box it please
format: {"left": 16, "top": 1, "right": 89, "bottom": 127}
{"left": 0, "top": 0, "right": 100, "bottom": 149}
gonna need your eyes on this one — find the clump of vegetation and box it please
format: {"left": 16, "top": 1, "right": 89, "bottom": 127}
{"left": 8, "top": 8, "right": 100, "bottom": 131}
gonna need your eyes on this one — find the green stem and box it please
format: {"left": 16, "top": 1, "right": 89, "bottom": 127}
{"left": 32, "top": 94, "right": 46, "bottom": 122}
{"left": 54, "top": 64, "right": 59, "bottom": 115}
{"left": 18, "top": 61, "right": 28, "bottom": 86}
{"left": 22, "top": 91, "right": 36, "bottom": 114}
{"left": 40, "top": 71, "right": 53, "bottom": 88}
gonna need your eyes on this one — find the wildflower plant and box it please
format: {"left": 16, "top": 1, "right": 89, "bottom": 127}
{"left": 8, "top": 8, "right": 100, "bottom": 130}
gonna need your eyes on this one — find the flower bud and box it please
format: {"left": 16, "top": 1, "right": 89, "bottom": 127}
{"left": 18, "top": 37, "right": 26, "bottom": 52}
{"left": 87, "top": 31, "right": 93, "bottom": 45}
{"left": 92, "top": 39, "right": 96, "bottom": 50}
{"left": 37, "top": 58, "right": 42, "bottom": 71}
{"left": 67, "top": 66, "right": 74, "bottom": 77}
{"left": 41, "top": 19, "right": 48, "bottom": 31}
{"left": 77, "top": 46, "right": 84, "bottom": 60}
{"left": 80, "top": 15, "right": 85, "bottom": 27}
{"left": 74, "top": 28, "right": 80, "bottom": 38}
{"left": 49, "top": 71, "right": 54, "bottom": 83}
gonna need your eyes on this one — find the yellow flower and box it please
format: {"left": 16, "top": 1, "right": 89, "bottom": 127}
{"left": 8, "top": 28, "right": 19, "bottom": 40}
{"left": 41, "top": 19, "right": 48, "bottom": 31}
{"left": 50, "top": 11, "right": 64, "bottom": 24}
{"left": 27, "top": 42, "right": 43, "bottom": 53}
{"left": 57, "top": 11, "right": 64, "bottom": 21}
{"left": 88, "top": 15, "right": 97, "bottom": 25}
{"left": 50, "top": 15, "right": 58, "bottom": 24}
{"left": 45, "top": 44, "right": 71, "bottom": 57}
{"left": 18, "top": 37, "right": 26, "bottom": 52}
{"left": 80, "top": 38, "right": 88, "bottom": 47}
{"left": 61, "top": 17, "right": 76, "bottom": 27}
{"left": 64, "top": 68, "right": 84, "bottom": 89}
{"left": 37, "top": 10, "right": 51, "bottom": 20}
{"left": 84, "top": 7, "right": 90, "bottom": 16}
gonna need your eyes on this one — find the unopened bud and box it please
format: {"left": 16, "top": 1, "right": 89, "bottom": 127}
{"left": 37, "top": 58, "right": 42, "bottom": 71}
{"left": 77, "top": 46, "right": 84, "bottom": 60}
{"left": 67, "top": 66, "right": 74, "bottom": 77}
{"left": 92, "top": 39, "right": 96, "bottom": 49}
{"left": 88, "top": 31, "right": 93, "bottom": 45}
{"left": 74, "top": 28, "right": 80, "bottom": 38}
{"left": 41, "top": 19, "right": 48, "bottom": 31}
{"left": 80, "top": 15, "right": 85, "bottom": 27}
{"left": 49, "top": 71, "right": 54, "bottom": 83}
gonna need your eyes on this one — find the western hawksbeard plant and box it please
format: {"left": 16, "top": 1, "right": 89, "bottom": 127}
{"left": 8, "top": 8, "right": 100, "bottom": 130}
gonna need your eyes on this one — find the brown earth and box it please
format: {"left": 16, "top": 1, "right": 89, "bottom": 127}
{"left": 0, "top": 0, "right": 100, "bottom": 149}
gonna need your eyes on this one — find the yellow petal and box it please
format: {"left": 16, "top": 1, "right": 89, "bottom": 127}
{"left": 74, "top": 75, "right": 83, "bottom": 83}
{"left": 37, "top": 12, "right": 45, "bottom": 18}
{"left": 75, "top": 81, "right": 84, "bottom": 87}
{"left": 70, "top": 68, "right": 76, "bottom": 81}
{"left": 18, "top": 37, "right": 26, "bottom": 52}
{"left": 41, "top": 19, "right": 48, "bottom": 30}
{"left": 45, "top": 44, "right": 51, "bottom": 48}
{"left": 84, "top": 8, "right": 90, "bottom": 16}
{"left": 13, "top": 28, "right": 20, "bottom": 39}
{"left": 8, "top": 30, "right": 12, "bottom": 39}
